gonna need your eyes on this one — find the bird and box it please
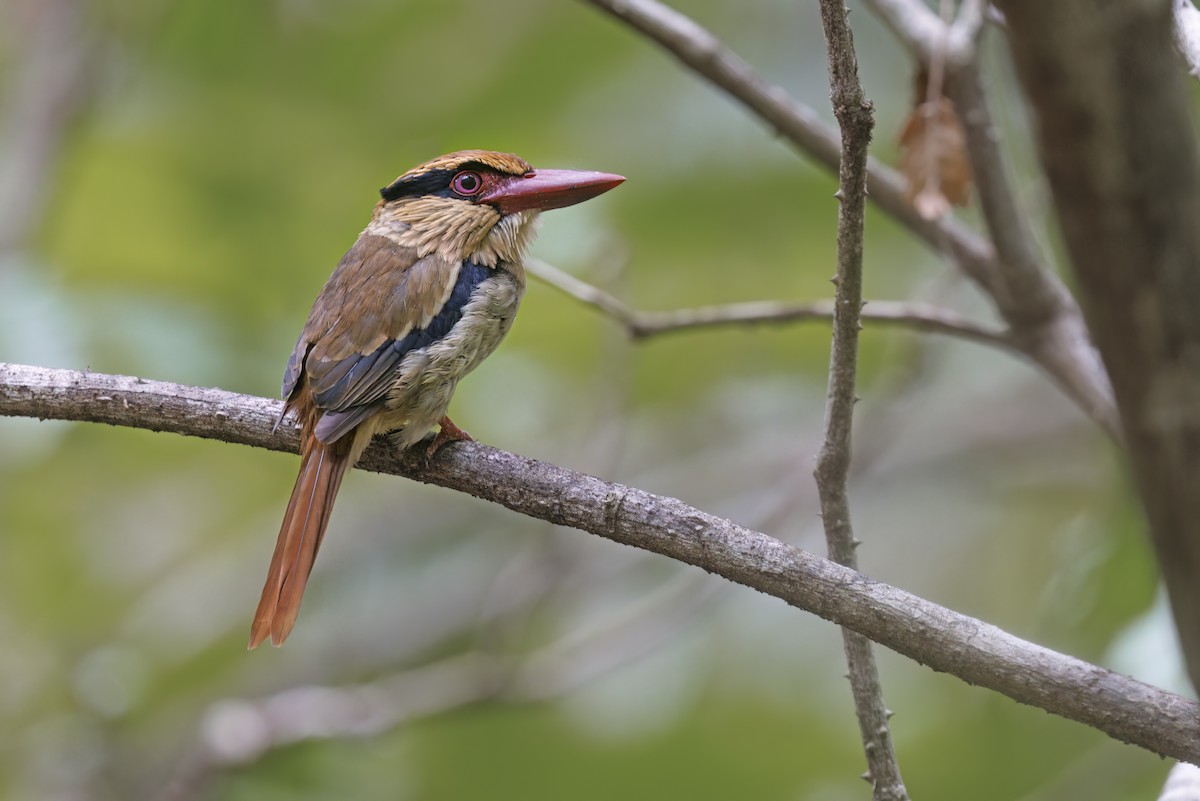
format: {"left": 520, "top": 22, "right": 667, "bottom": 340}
{"left": 248, "top": 150, "right": 624, "bottom": 649}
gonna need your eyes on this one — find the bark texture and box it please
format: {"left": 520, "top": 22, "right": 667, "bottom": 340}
{"left": 2, "top": 362, "right": 1199, "bottom": 762}
{"left": 999, "top": 0, "right": 1200, "bottom": 691}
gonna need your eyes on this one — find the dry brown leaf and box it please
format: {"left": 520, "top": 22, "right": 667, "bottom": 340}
{"left": 898, "top": 91, "right": 973, "bottom": 220}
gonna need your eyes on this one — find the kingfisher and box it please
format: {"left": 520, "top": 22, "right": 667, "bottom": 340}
{"left": 249, "top": 150, "right": 624, "bottom": 648}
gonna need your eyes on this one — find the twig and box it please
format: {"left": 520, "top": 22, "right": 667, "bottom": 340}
{"left": 863, "top": 0, "right": 948, "bottom": 57}
{"left": 862, "top": 0, "right": 1120, "bottom": 440}
{"left": 2, "top": 363, "right": 1197, "bottom": 762}
{"left": 944, "top": 59, "right": 1119, "bottom": 437}
{"left": 946, "top": 67, "right": 1054, "bottom": 314}
{"left": 949, "top": 0, "right": 989, "bottom": 48}
{"left": 864, "top": 0, "right": 1051, "bottom": 305}
{"left": 583, "top": 0, "right": 1119, "bottom": 441}
{"left": 581, "top": 0, "right": 998, "bottom": 293}
{"left": 814, "top": 4, "right": 907, "bottom": 800}
{"left": 527, "top": 259, "right": 1014, "bottom": 351}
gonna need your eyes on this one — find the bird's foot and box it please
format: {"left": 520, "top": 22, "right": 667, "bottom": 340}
{"left": 425, "top": 415, "right": 473, "bottom": 460}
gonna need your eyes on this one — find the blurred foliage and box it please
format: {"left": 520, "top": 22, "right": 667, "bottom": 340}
{"left": 0, "top": 0, "right": 1177, "bottom": 799}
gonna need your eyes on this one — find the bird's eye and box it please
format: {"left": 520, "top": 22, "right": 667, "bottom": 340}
{"left": 451, "top": 171, "right": 483, "bottom": 196}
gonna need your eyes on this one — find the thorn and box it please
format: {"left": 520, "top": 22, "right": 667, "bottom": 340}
{"left": 861, "top": 772, "right": 873, "bottom": 783}
{"left": 885, "top": 709, "right": 895, "bottom": 720}
{"left": 852, "top": 538, "right": 863, "bottom": 549}
{"left": 877, "top": 724, "right": 891, "bottom": 737}
{"left": 830, "top": 275, "right": 840, "bottom": 285}
{"left": 843, "top": 672, "right": 851, "bottom": 681}
{"left": 834, "top": 188, "right": 844, "bottom": 200}
{"left": 853, "top": 394, "right": 862, "bottom": 404}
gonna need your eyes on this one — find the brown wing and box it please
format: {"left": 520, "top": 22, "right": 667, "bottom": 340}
{"left": 280, "top": 234, "right": 478, "bottom": 443}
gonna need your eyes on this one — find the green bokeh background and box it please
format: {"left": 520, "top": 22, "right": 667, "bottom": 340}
{"left": 0, "top": 1, "right": 1183, "bottom": 799}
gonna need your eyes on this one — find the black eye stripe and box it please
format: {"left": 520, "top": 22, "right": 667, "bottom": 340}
{"left": 380, "top": 169, "right": 455, "bottom": 202}
{"left": 379, "top": 161, "right": 509, "bottom": 202}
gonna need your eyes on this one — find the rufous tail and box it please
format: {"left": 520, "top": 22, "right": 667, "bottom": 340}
{"left": 248, "top": 433, "right": 352, "bottom": 649}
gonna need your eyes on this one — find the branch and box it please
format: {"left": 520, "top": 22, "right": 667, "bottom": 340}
{"left": 528, "top": 259, "right": 1015, "bottom": 350}
{"left": 581, "top": 0, "right": 997, "bottom": 292}
{"left": 815, "top": 4, "right": 907, "bottom": 799}
{"left": 949, "top": 0, "right": 989, "bottom": 49}
{"left": 865, "top": 0, "right": 1043, "bottom": 307}
{"left": 949, "top": 60, "right": 1121, "bottom": 440}
{"left": 997, "top": 0, "right": 1200, "bottom": 694}
{"left": 582, "top": 0, "right": 1119, "bottom": 440}
{"left": 865, "top": 0, "right": 986, "bottom": 63}
{"left": 863, "top": 0, "right": 1121, "bottom": 444}
{"left": 2, "top": 362, "right": 1198, "bottom": 763}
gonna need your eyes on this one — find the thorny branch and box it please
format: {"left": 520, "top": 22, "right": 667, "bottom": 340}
{"left": 814, "top": 3, "right": 907, "bottom": 799}
{"left": 2, "top": 363, "right": 1198, "bottom": 764}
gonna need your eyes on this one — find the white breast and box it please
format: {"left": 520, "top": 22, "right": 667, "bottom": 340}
{"left": 381, "top": 268, "right": 524, "bottom": 449}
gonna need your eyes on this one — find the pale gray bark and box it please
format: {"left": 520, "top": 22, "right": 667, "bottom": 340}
{"left": 2, "top": 362, "right": 1197, "bottom": 764}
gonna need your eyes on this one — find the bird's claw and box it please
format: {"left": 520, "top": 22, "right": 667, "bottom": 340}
{"left": 424, "top": 416, "right": 473, "bottom": 461}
